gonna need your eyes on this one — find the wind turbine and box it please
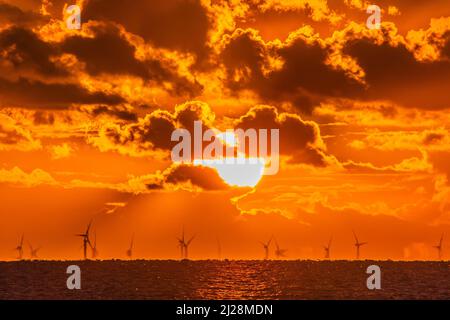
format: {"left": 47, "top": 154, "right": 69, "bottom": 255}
{"left": 76, "top": 220, "right": 92, "bottom": 260}
{"left": 126, "top": 234, "right": 134, "bottom": 259}
{"left": 15, "top": 234, "right": 24, "bottom": 260}
{"left": 433, "top": 233, "right": 444, "bottom": 260}
{"left": 28, "top": 241, "right": 40, "bottom": 259}
{"left": 177, "top": 228, "right": 195, "bottom": 260}
{"left": 91, "top": 232, "right": 99, "bottom": 259}
{"left": 353, "top": 230, "right": 367, "bottom": 260}
{"left": 184, "top": 234, "right": 195, "bottom": 260}
{"left": 324, "top": 236, "right": 332, "bottom": 259}
{"left": 177, "top": 229, "right": 186, "bottom": 259}
{"left": 260, "top": 236, "right": 272, "bottom": 260}
{"left": 274, "top": 238, "right": 287, "bottom": 259}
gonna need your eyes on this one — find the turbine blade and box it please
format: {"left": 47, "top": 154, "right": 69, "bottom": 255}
{"left": 86, "top": 220, "right": 93, "bottom": 235}
{"left": 352, "top": 230, "right": 358, "bottom": 243}
{"left": 187, "top": 235, "right": 195, "bottom": 245}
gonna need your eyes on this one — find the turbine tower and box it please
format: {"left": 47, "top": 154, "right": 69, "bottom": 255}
{"left": 15, "top": 234, "right": 24, "bottom": 260}
{"left": 91, "top": 232, "right": 99, "bottom": 259}
{"left": 126, "top": 234, "right": 134, "bottom": 259}
{"left": 76, "top": 220, "right": 92, "bottom": 260}
{"left": 353, "top": 230, "right": 367, "bottom": 260}
{"left": 260, "top": 236, "right": 272, "bottom": 260}
{"left": 28, "top": 242, "right": 40, "bottom": 259}
{"left": 433, "top": 233, "right": 444, "bottom": 260}
{"left": 177, "top": 229, "right": 186, "bottom": 259}
{"left": 274, "top": 238, "right": 287, "bottom": 259}
{"left": 324, "top": 236, "right": 332, "bottom": 259}
{"left": 184, "top": 235, "right": 195, "bottom": 260}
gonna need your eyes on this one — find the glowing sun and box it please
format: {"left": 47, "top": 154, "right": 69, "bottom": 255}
{"left": 192, "top": 131, "right": 267, "bottom": 187}
{"left": 197, "top": 157, "right": 265, "bottom": 187}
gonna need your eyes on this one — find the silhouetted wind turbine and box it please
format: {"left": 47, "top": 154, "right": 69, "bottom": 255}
{"left": 274, "top": 238, "right": 287, "bottom": 259}
{"left": 177, "top": 228, "right": 195, "bottom": 259}
{"left": 15, "top": 234, "right": 24, "bottom": 260}
{"left": 28, "top": 241, "right": 40, "bottom": 259}
{"left": 353, "top": 230, "right": 367, "bottom": 260}
{"left": 177, "top": 229, "right": 186, "bottom": 259}
{"left": 76, "top": 220, "right": 92, "bottom": 260}
{"left": 260, "top": 236, "right": 272, "bottom": 260}
{"left": 324, "top": 236, "right": 332, "bottom": 259}
{"left": 126, "top": 234, "right": 134, "bottom": 259}
{"left": 91, "top": 232, "right": 99, "bottom": 259}
{"left": 433, "top": 233, "right": 444, "bottom": 260}
{"left": 184, "top": 234, "right": 195, "bottom": 260}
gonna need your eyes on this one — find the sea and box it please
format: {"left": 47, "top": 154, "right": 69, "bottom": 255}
{"left": 0, "top": 260, "right": 448, "bottom": 299}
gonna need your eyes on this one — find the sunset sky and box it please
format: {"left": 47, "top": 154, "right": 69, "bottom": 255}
{"left": 1, "top": 0, "right": 450, "bottom": 261}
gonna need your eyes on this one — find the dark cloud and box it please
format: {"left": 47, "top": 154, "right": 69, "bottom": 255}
{"left": 33, "top": 111, "right": 55, "bottom": 125}
{"left": 0, "top": 23, "right": 202, "bottom": 110}
{"left": 94, "top": 101, "right": 215, "bottom": 155}
{"left": 0, "top": 77, "right": 124, "bottom": 109}
{"left": 87, "top": 105, "right": 138, "bottom": 122}
{"left": 0, "top": 124, "right": 26, "bottom": 145}
{"left": 0, "top": 114, "right": 39, "bottom": 149}
{"left": 221, "top": 29, "right": 362, "bottom": 113}
{"left": 423, "top": 132, "right": 445, "bottom": 145}
{"left": 1, "top": 1, "right": 42, "bottom": 12}
{"left": 83, "top": 0, "right": 210, "bottom": 62}
{"left": 60, "top": 24, "right": 203, "bottom": 96}
{"left": 442, "top": 32, "right": 450, "bottom": 59}
{"left": 61, "top": 25, "right": 150, "bottom": 79}
{"left": 344, "top": 39, "right": 450, "bottom": 109}
{"left": 235, "top": 105, "right": 333, "bottom": 166}
{"left": 0, "top": 26, "right": 67, "bottom": 77}
{"left": 93, "top": 102, "right": 334, "bottom": 167}
{"left": 163, "top": 164, "right": 230, "bottom": 190}
{"left": 221, "top": 27, "right": 450, "bottom": 111}
{"left": 0, "top": 2, "right": 45, "bottom": 27}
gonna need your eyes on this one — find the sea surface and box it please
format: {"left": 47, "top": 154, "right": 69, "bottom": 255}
{"left": 0, "top": 260, "right": 448, "bottom": 300}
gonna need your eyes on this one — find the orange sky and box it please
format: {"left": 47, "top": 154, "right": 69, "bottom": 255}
{"left": 0, "top": 0, "right": 449, "bottom": 261}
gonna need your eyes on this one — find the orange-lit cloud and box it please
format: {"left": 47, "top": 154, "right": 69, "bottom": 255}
{"left": 0, "top": 0, "right": 449, "bottom": 261}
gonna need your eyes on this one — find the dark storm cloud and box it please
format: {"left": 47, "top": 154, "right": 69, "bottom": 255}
{"left": 83, "top": 0, "right": 210, "bottom": 62}
{"left": 0, "top": 77, "right": 124, "bottom": 109}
